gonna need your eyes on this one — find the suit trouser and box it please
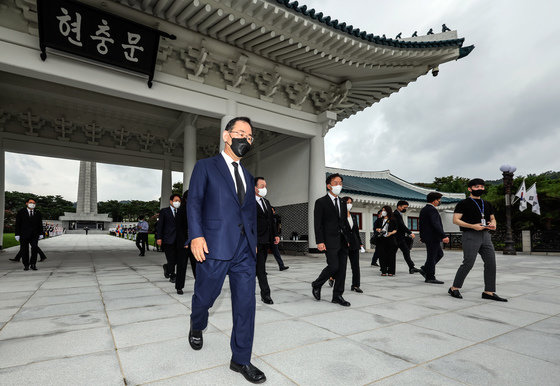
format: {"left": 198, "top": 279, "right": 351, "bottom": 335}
{"left": 397, "top": 237, "right": 415, "bottom": 269}
{"left": 191, "top": 234, "right": 256, "bottom": 365}
{"left": 378, "top": 238, "right": 397, "bottom": 275}
{"left": 20, "top": 237, "right": 38, "bottom": 267}
{"left": 422, "top": 241, "right": 444, "bottom": 280}
{"left": 256, "top": 243, "right": 271, "bottom": 298}
{"left": 348, "top": 248, "right": 360, "bottom": 287}
{"left": 175, "top": 246, "right": 197, "bottom": 290}
{"left": 270, "top": 243, "right": 286, "bottom": 269}
{"left": 371, "top": 247, "right": 379, "bottom": 265}
{"left": 312, "top": 237, "right": 348, "bottom": 297}
{"left": 136, "top": 233, "right": 148, "bottom": 254}
{"left": 453, "top": 231, "right": 497, "bottom": 292}
{"left": 163, "top": 243, "right": 177, "bottom": 277}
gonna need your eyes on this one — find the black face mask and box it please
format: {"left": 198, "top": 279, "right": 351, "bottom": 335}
{"left": 471, "top": 189, "right": 485, "bottom": 197}
{"left": 401, "top": 209, "right": 407, "bottom": 213}
{"left": 229, "top": 136, "right": 252, "bottom": 158}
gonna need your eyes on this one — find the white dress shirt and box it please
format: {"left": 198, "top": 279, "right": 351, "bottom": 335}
{"left": 221, "top": 151, "right": 247, "bottom": 193}
{"left": 347, "top": 214, "right": 354, "bottom": 229}
{"left": 327, "top": 191, "right": 341, "bottom": 216}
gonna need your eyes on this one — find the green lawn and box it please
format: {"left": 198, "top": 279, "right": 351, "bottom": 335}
{"left": 2, "top": 233, "right": 19, "bottom": 249}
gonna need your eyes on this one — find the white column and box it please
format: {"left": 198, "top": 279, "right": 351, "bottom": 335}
{"left": 160, "top": 157, "right": 172, "bottom": 209}
{"left": 0, "top": 142, "right": 4, "bottom": 250}
{"left": 308, "top": 112, "right": 336, "bottom": 251}
{"left": 254, "top": 149, "right": 261, "bottom": 177}
{"left": 183, "top": 115, "right": 197, "bottom": 190}
{"left": 307, "top": 133, "right": 326, "bottom": 250}
{"left": 220, "top": 99, "right": 238, "bottom": 152}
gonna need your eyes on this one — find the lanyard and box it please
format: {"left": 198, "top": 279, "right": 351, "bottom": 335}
{"left": 470, "top": 198, "right": 485, "bottom": 218}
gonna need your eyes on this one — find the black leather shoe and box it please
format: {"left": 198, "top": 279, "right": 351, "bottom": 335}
{"left": 482, "top": 292, "right": 508, "bottom": 302}
{"left": 448, "top": 288, "right": 462, "bottom": 299}
{"left": 177, "top": 289, "right": 183, "bottom": 295}
{"left": 351, "top": 286, "right": 363, "bottom": 293}
{"left": 332, "top": 295, "right": 351, "bottom": 307}
{"left": 162, "top": 264, "right": 170, "bottom": 278}
{"left": 30, "top": 265, "right": 37, "bottom": 271}
{"left": 312, "top": 285, "right": 321, "bottom": 301}
{"left": 230, "top": 360, "right": 266, "bottom": 384}
{"left": 188, "top": 327, "right": 203, "bottom": 350}
{"left": 371, "top": 262, "right": 379, "bottom": 266}
{"left": 261, "top": 296, "right": 274, "bottom": 304}
{"left": 425, "top": 279, "right": 444, "bottom": 284}
{"left": 23, "top": 266, "right": 29, "bottom": 271}
{"left": 409, "top": 267, "right": 421, "bottom": 274}
{"left": 279, "top": 266, "right": 289, "bottom": 271}
{"left": 169, "top": 276, "right": 176, "bottom": 283}
{"left": 418, "top": 268, "right": 427, "bottom": 279}
{"left": 39, "top": 257, "right": 46, "bottom": 262}
{"left": 9, "top": 258, "right": 19, "bottom": 262}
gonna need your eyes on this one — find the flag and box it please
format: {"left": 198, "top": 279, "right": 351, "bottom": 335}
{"left": 515, "top": 179, "right": 527, "bottom": 211}
{"left": 526, "top": 183, "right": 541, "bottom": 215}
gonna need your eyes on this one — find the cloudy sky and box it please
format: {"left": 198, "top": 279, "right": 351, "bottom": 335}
{"left": 5, "top": 0, "right": 560, "bottom": 202}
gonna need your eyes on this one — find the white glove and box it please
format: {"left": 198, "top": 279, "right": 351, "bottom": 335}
{"left": 15, "top": 236, "right": 20, "bottom": 241}
{"left": 39, "top": 235, "right": 44, "bottom": 240}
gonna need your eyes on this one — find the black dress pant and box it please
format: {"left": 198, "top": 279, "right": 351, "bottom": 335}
{"left": 163, "top": 243, "right": 177, "bottom": 277}
{"left": 20, "top": 237, "right": 38, "bottom": 267}
{"left": 422, "top": 241, "right": 444, "bottom": 280}
{"left": 348, "top": 248, "right": 360, "bottom": 288}
{"left": 312, "top": 237, "right": 348, "bottom": 297}
{"left": 136, "top": 233, "right": 148, "bottom": 254}
{"left": 396, "top": 237, "right": 415, "bottom": 269}
{"left": 378, "top": 238, "right": 397, "bottom": 275}
{"left": 256, "top": 243, "right": 271, "bottom": 298}
{"left": 175, "top": 245, "right": 197, "bottom": 290}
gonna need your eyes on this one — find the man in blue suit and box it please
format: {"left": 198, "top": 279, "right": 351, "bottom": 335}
{"left": 187, "top": 117, "right": 265, "bottom": 384}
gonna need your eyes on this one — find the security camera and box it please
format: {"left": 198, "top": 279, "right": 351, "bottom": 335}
{"left": 432, "top": 66, "right": 439, "bottom": 77}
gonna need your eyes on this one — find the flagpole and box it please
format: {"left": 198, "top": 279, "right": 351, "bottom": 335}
{"left": 500, "top": 164, "right": 517, "bottom": 255}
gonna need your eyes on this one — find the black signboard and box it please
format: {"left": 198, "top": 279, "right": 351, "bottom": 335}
{"left": 37, "top": 0, "right": 175, "bottom": 87}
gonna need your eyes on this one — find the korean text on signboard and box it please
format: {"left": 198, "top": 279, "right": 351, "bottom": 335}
{"left": 37, "top": 0, "right": 174, "bottom": 87}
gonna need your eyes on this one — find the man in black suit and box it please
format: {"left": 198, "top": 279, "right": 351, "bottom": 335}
{"left": 312, "top": 173, "right": 353, "bottom": 307}
{"left": 15, "top": 198, "right": 43, "bottom": 271}
{"left": 255, "top": 177, "right": 280, "bottom": 305}
{"left": 156, "top": 193, "right": 182, "bottom": 283}
{"left": 394, "top": 200, "right": 421, "bottom": 274}
{"left": 419, "top": 192, "right": 449, "bottom": 284}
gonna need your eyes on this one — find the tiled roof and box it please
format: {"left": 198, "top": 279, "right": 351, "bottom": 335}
{"left": 274, "top": 0, "right": 473, "bottom": 56}
{"left": 330, "top": 173, "right": 462, "bottom": 203}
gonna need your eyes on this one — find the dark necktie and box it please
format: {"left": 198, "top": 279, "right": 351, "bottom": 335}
{"left": 334, "top": 197, "right": 340, "bottom": 217}
{"left": 232, "top": 162, "right": 245, "bottom": 204}
{"left": 172, "top": 208, "right": 176, "bottom": 217}
{"left": 30, "top": 210, "right": 34, "bottom": 217}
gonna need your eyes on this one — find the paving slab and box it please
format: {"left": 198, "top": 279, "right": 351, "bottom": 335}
{"left": 0, "top": 234, "right": 559, "bottom": 385}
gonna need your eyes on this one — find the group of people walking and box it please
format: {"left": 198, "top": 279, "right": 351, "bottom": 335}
{"left": 10, "top": 116, "right": 508, "bottom": 384}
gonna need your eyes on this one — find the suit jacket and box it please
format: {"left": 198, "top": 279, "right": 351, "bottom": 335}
{"left": 15, "top": 207, "right": 43, "bottom": 240}
{"left": 256, "top": 196, "right": 277, "bottom": 244}
{"left": 176, "top": 202, "right": 189, "bottom": 247}
{"left": 187, "top": 155, "right": 257, "bottom": 260}
{"left": 156, "top": 207, "right": 178, "bottom": 244}
{"left": 314, "top": 194, "right": 352, "bottom": 250}
{"left": 419, "top": 204, "right": 446, "bottom": 243}
{"left": 393, "top": 210, "right": 412, "bottom": 240}
{"left": 347, "top": 213, "right": 361, "bottom": 250}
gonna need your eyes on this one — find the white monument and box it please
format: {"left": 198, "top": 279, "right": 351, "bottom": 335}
{"left": 59, "top": 161, "right": 112, "bottom": 230}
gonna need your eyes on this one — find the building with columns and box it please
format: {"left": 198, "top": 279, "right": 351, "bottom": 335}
{"left": 0, "top": 0, "right": 473, "bottom": 250}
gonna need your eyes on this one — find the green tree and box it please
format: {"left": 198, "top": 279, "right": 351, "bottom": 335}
{"left": 172, "top": 181, "right": 183, "bottom": 195}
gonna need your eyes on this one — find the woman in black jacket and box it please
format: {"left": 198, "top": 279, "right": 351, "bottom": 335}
{"left": 374, "top": 205, "right": 398, "bottom": 276}
{"left": 343, "top": 196, "right": 364, "bottom": 293}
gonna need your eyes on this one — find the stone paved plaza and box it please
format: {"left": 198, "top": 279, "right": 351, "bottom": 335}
{"left": 1, "top": 234, "right": 559, "bottom": 385}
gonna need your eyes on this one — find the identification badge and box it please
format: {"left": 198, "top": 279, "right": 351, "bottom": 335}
{"left": 481, "top": 218, "right": 487, "bottom": 226}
